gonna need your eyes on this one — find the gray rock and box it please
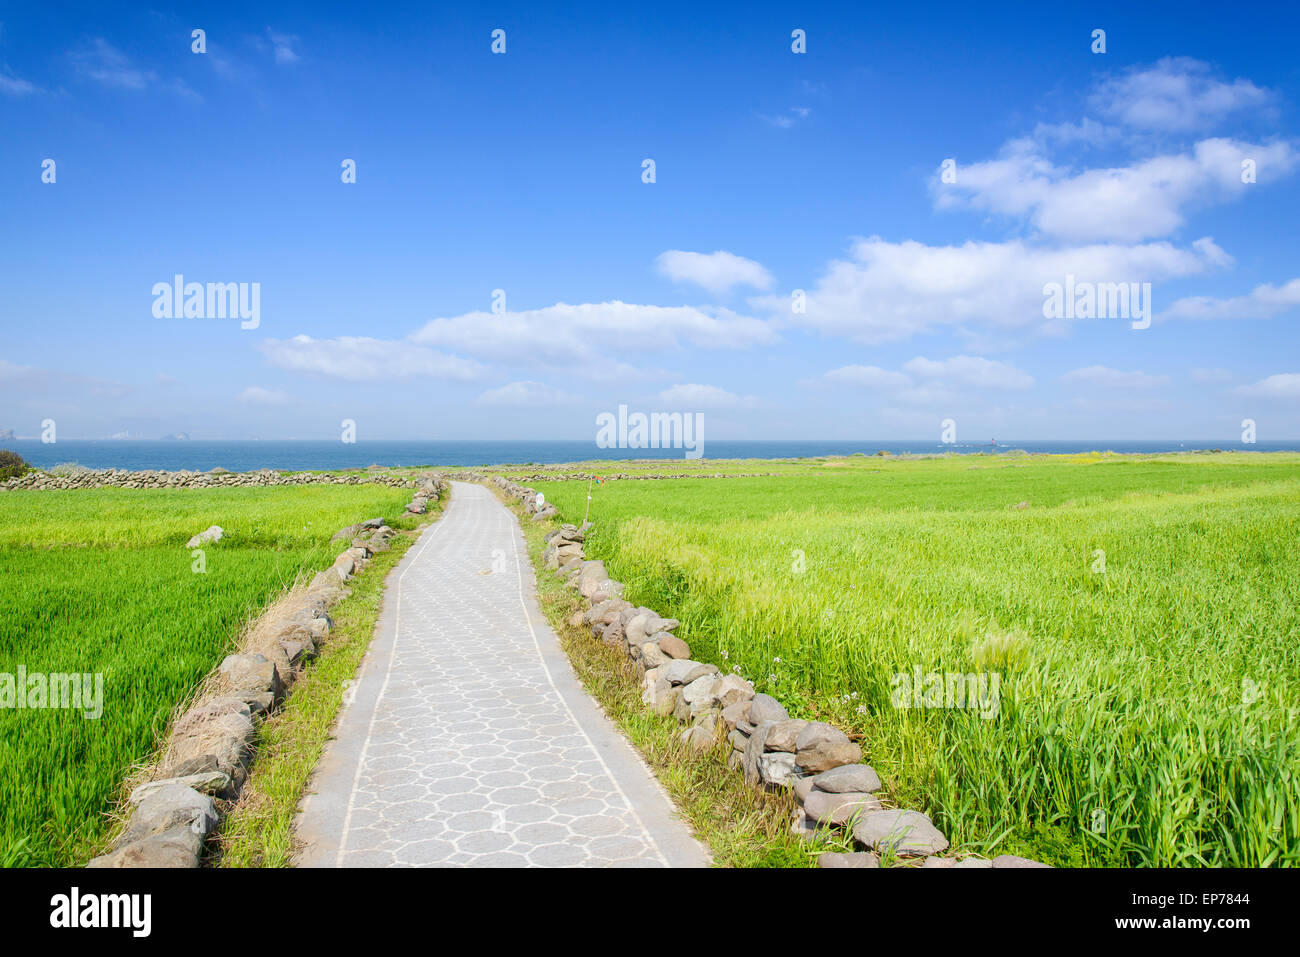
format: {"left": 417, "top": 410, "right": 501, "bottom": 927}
{"left": 953, "top": 857, "right": 995, "bottom": 869}
{"left": 721, "top": 699, "right": 752, "bottom": 731}
{"left": 758, "top": 751, "right": 801, "bottom": 787}
{"left": 804, "top": 790, "right": 882, "bottom": 825}
{"left": 661, "top": 659, "right": 717, "bottom": 686}
{"left": 795, "top": 722, "right": 863, "bottom": 773}
{"left": 129, "top": 772, "right": 231, "bottom": 805}
{"left": 764, "top": 719, "right": 810, "bottom": 752}
{"left": 217, "top": 653, "right": 282, "bottom": 700}
{"left": 748, "top": 693, "right": 789, "bottom": 724}
{"left": 809, "top": 764, "right": 882, "bottom": 794}
{"left": 714, "top": 674, "right": 755, "bottom": 709}
{"left": 119, "top": 785, "right": 218, "bottom": 846}
{"left": 658, "top": 635, "right": 691, "bottom": 659}
{"left": 743, "top": 721, "right": 776, "bottom": 786}
{"left": 817, "top": 851, "right": 880, "bottom": 869}
{"left": 640, "top": 642, "right": 669, "bottom": 669}
{"left": 992, "top": 854, "right": 1051, "bottom": 868}
{"left": 852, "top": 809, "right": 949, "bottom": 858}
{"left": 86, "top": 825, "right": 203, "bottom": 868}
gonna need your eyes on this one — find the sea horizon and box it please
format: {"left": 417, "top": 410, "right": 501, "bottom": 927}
{"left": 3, "top": 437, "right": 1297, "bottom": 473}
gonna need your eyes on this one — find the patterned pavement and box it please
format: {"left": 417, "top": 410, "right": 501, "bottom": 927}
{"left": 295, "top": 481, "right": 707, "bottom": 868}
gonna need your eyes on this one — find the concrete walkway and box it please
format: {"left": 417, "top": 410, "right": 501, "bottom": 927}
{"left": 295, "top": 481, "right": 707, "bottom": 868}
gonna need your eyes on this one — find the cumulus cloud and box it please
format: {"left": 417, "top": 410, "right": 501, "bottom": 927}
{"left": 1062, "top": 366, "right": 1171, "bottom": 389}
{"left": 903, "top": 355, "right": 1034, "bottom": 389}
{"left": 411, "top": 301, "right": 776, "bottom": 369}
{"left": 1236, "top": 373, "right": 1300, "bottom": 399}
{"left": 475, "top": 381, "right": 579, "bottom": 407}
{"left": 1162, "top": 277, "right": 1300, "bottom": 321}
{"left": 260, "top": 335, "right": 485, "bottom": 382}
{"left": 1090, "top": 57, "right": 1273, "bottom": 132}
{"left": 760, "top": 235, "right": 1226, "bottom": 345}
{"left": 821, "top": 356, "right": 1033, "bottom": 406}
{"left": 656, "top": 383, "right": 756, "bottom": 409}
{"left": 655, "top": 251, "right": 774, "bottom": 295}
{"left": 935, "top": 137, "right": 1295, "bottom": 242}
{"left": 822, "top": 365, "right": 912, "bottom": 390}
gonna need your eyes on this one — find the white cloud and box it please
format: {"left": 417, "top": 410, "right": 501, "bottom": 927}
{"left": 475, "top": 381, "right": 578, "bottom": 407}
{"left": 70, "top": 38, "right": 198, "bottom": 97}
{"left": 411, "top": 301, "right": 776, "bottom": 369}
{"left": 1190, "top": 368, "right": 1234, "bottom": 384}
{"left": 1062, "top": 366, "right": 1171, "bottom": 389}
{"left": 903, "top": 355, "right": 1034, "bottom": 389}
{"left": 655, "top": 251, "right": 774, "bottom": 295}
{"left": 237, "top": 386, "right": 290, "bottom": 405}
{"left": 763, "top": 235, "right": 1225, "bottom": 345}
{"left": 1090, "top": 57, "right": 1273, "bottom": 132}
{"left": 759, "top": 106, "right": 811, "bottom": 129}
{"left": 1162, "top": 277, "right": 1300, "bottom": 321}
{"left": 268, "top": 30, "right": 300, "bottom": 64}
{"left": 260, "top": 335, "right": 485, "bottom": 382}
{"left": 657, "top": 383, "right": 755, "bottom": 409}
{"left": 822, "top": 365, "right": 912, "bottom": 390}
{"left": 1236, "top": 374, "right": 1300, "bottom": 399}
{"left": 935, "top": 137, "right": 1295, "bottom": 242}
{"left": 0, "top": 71, "right": 36, "bottom": 95}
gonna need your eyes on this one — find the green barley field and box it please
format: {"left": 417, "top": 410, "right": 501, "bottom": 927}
{"left": 0, "top": 482, "right": 416, "bottom": 867}
{"left": 526, "top": 452, "right": 1300, "bottom": 867}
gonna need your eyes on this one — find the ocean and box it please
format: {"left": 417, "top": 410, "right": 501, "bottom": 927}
{"left": 2, "top": 439, "right": 1295, "bottom": 472}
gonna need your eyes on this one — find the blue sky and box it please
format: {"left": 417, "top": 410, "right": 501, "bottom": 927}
{"left": 1, "top": 1, "right": 1298, "bottom": 441}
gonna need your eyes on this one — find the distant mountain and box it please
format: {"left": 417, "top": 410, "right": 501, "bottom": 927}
{"left": 161, "top": 432, "right": 191, "bottom": 441}
{"left": 0, "top": 428, "right": 14, "bottom": 440}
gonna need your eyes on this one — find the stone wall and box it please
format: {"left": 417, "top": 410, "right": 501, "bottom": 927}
{"left": 494, "top": 475, "right": 1050, "bottom": 869}
{"left": 3, "top": 466, "right": 412, "bottom": 492}
{"left": 86, "top": 476, "right": 448, "bottom": 867}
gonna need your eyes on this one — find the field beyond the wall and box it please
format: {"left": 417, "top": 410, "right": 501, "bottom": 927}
{"left": 515, "top": 451, "right": 1300, "bottom": 867}
{"left": 0, "top": 481, "right": 416, "bottom": 867}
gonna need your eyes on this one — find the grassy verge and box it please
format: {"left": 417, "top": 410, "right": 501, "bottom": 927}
{"left": 215, "top": 527, "right": 422, "bottom": 867}
{"left": 0, "top": 482, "right": 417, "bottom": 867}
{"left": 507, "top": 491, "right": 840, "bottom": 868}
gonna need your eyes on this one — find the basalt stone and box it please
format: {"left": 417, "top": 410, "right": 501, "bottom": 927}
{"left": 803, "top": 790, "right": 882, "bottom": 826}
{"left": 795, "top": 722, "right": 862, "bottom": 773}
{"left": 87, "top": 825, "right": 203, "bottom": 869}
{"left": 640, "top": 641, "right": 669, "bottom": 669}
{"left": 809, "top": 764, "right": 882, "bottom": 795}
{"left": 992, "top": 855, "right": 1051, "bottom": 868}
{"left": 758, "top": 751, "right": 801, "bottom": 787}
{"left": 852, "top": 809, "right": 949, "bottom": 858}
{"left": 720, "top": 699, "right": 751, "bottom": 731}
{"left": 742, "top": 721, "right": 776, "bottom": 786}
{"left": 657, "top": 635, "right": 691, "bottom": 659}
{"left": 118, "top": 785, "right": 218, "bottom": 846}
{"left": 764, "top": 719, "right": 810, "bottom": 753}
{"left": 129, "top": 772, "right": 231, "bottom": 805}
{"left": 748, "top": 693, "right": 789, "bottom": 724}
{"left": 660, "top": 659, "right": 717, "bottom": 686}
{"left": 817, "top": 851, "right": 880, "bottom": 869}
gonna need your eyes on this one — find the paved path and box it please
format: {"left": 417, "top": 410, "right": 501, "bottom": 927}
{"left": 295, "top": 481, "right": 707, "bottom": 868}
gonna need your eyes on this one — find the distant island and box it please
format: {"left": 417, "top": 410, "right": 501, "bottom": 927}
{"left": 160, "top": 432, "right": 191, "bottom": 441}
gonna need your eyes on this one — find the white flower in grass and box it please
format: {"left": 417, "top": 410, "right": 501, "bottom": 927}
{"left": 721, "top": 650, "right": 729, "bottom": 660}
{"left": 768, "top": 673, "right": 777, "bottom": 683}
{"left": 732, "top": 665, "right": 741, "bottom": 674}
{"left": 856, "top": 705, "right": 867, "bottom": 715}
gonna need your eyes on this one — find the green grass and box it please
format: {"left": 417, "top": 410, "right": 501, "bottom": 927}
{"left": 217, "top": 529, "right": 421, "bottom": 867}
{"left": 0, "top": 483, "right": 418, "bottom": 867}
{"left": 520, "top": 453, "right": 1300, "bottom": 867}
{"left": 512, "top": 491, "right": 827, "bottom": 867}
